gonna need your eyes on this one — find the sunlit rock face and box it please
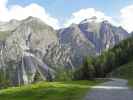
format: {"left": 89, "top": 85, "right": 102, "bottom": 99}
{"left": 0, "top": 17, "right": 58, "bottom": 85}
{"left": 0, "top": 16, "right": 129, "bottom": 85}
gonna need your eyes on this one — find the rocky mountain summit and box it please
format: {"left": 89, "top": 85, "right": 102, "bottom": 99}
{"left": 0, "top": 16, "right": 129, "bottom": 85}
{"left": 59, "top": 18, "right": 129, "bottom": 53}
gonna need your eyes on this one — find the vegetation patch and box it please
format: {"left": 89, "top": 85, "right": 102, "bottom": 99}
{"left": 111, "top": 60, "right": 133, "bottom": 88}
{"left": 111, "top": 61, "right": 133, "bottom": 79}
{"left": 74, "top": 36, "right": 133, "bottom": 80}
{"left": 128, "top": 80, "right": 133, "bottom": 88}
{"left": 0, "top": 80, "right": 101, "bottom": 100}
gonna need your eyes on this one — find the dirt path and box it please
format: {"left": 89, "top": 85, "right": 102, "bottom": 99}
{"left": 85, "top": 78, "right": 133, "bottom": 100}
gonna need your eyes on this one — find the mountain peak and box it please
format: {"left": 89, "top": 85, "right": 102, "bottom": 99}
{"left": 79, "top": 16, "right": 110, "bottom": 25}
{"left": 9, "top": 19, "right": 19, "bottom": 24}
{"left": 118, "top": 26, "right": 125, "bottom": 30}
{"left": 20, "top": 16, "right": 50, "bottom": 27}
{"left": 80, "top": 16, "right": 98, "bottom": 24}
{"left": 24, "top": 16, "right": 38, "bottom": 20}
{"left": 22, "top": 16, "right": 42, "bottom": 23}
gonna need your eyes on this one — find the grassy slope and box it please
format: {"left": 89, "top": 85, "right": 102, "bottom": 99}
{"left": 112, "top": 60, "right": 133, "bottom": 87}
{"left": 0, "top": 80, "right": 100, "bottom": 100}
{"left": 128, "top": 80, "right": 133, "bottom": 88}
{"left": 112, "top": 61, "right": 133, "bottom": 79}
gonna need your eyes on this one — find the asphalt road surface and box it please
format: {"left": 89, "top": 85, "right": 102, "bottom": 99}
{"left": 85, "top": 78, "right": 133, "bottom": 100}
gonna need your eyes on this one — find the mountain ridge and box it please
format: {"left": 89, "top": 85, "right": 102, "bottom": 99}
{"left": 0, "top": 16, "right": 130, "bottom": 85}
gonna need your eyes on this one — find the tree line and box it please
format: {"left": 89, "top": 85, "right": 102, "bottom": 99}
{"left": 74, "top": 36, "right": 133, "bottom": 80}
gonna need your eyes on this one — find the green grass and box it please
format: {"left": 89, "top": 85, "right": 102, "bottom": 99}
{"left": 128, "top": 80, "right": 133, "bottom": 88}
{"left": 111, "top": 60, "right": 133, "bottom": 88}
{"left": 0, "top": 80, "right": 101, "bottom": 100}
{"left": 111, "top": 60, "right": 133, "bottom": 79}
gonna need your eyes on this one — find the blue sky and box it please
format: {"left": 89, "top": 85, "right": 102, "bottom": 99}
{"left": 7, "top": 0, "right": 133, "bottom": 20}
{"left": 0, "top": 0, "right": 133, "bottom": 32}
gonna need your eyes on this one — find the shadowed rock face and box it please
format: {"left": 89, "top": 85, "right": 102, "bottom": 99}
{"left": 59, "top": 20, "right": 129, "bottom": 54}
{"left": 0, "top": 17, "right": 130, "bottom": 85}
{"left": 58, "top": 24, "right": 96, "bottom": 67}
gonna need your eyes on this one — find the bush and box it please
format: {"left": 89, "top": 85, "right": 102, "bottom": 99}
{"left": 54, "top": 67, "right": 73, "bottom": 81}
{"left": 0, "top": 69, "right": 11, "bottom": 89}
{"left": 74, "top": 57, "right": 95, "bottom": 80}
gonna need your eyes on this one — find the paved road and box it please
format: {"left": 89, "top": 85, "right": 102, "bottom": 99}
{"left": 85, "top": 78, "right": 133, "bottom": 100}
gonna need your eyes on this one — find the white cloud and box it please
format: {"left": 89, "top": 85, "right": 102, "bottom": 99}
{"left": 120, "top": 5, "right": 133, "bottom": 32}
{"left": 64, "top": 8, "right": 116, "bottom": 27}
{"left": 0, "top": 0, "right": 59, "bottom": 29}
{"left": 0, "top": 0, "right": 133, "bottom": 32}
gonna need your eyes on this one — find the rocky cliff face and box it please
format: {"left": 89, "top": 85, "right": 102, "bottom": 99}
{"left": 0, "top": 16, "right": 129, "bottom": 85}
{"left": 0, "top": 17, "right": 58, "bottom": 85}
{"left": 59, "top": 19, "right": 129, "bottom": 54}
{"left": 58, "top": 24, "right": 96, "bottom": 67}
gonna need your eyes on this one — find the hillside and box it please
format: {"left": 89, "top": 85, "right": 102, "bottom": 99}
{"left": 110, "top": 60, "right": 133, "bottom": 88}
{"left": 109, "top": 35, "right": 133, "bottom": 80}
{"left": 111, "top": 61, "right": 133, "bottom": 79}
{"left": 75, "top": 35, "right": 133, "bottom": 80}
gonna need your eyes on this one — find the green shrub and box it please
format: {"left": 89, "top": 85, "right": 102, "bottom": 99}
{"left": 54, "top": 67, "right": 73, "bottom": 81}
{"left": 0, "top": 69, "right": 11, "bottom": 89}
{"left": 74, "top": 57, "right": 95, "bottom": 80}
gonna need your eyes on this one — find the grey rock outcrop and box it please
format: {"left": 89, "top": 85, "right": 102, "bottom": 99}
{"left": 0, "top": 17, "right": 57, "bottom": 85}
{"left": 59, "top": 18, "right": 129, "bottom": 54}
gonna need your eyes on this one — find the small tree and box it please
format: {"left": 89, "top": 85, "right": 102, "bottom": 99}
{"left": 74, "top": 57, "right": 95, "bottom": 80}
{"left": 54, "top": 67, "right": 73, "bottom": 81}
{"left": 34, "top": 71, "right": 42, "bottom": 82}
{"left": 82, "top": 57, "right": 95, "bottom": 80}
